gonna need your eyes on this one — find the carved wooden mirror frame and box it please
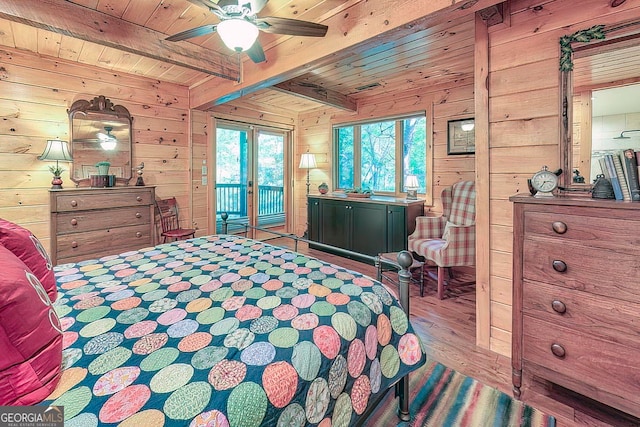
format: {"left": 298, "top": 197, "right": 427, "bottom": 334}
{"left": 68, "top": 95, "right": 133, "bottom": 186}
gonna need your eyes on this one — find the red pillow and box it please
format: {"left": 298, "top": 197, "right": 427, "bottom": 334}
{"left": 0, "top": 218, "right": 56, "bottom": 302}
{"left": 0, "top": 245, "right": 62, "bottom": 405}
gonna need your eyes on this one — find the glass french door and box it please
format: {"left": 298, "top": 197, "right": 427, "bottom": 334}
{"left": 215, "top": 121, "right": 288, "bottom": 237}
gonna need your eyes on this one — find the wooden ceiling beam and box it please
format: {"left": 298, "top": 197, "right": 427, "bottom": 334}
{"left": 0, "top": 0, "right": 240, "bottom": 81}
{"left": 273, "top": 76, "right": 357, "bottom": 111}
{"left": 190, "top": 0, "right": 505, "bottom": 109}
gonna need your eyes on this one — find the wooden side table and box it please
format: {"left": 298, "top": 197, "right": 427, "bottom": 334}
{"left": 377, "top": 252, "right": 425, "bottom": 296}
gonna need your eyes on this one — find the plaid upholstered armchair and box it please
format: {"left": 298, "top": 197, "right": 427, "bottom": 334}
{"left": 408, "top": 181, "right": 476, "bottom": 299}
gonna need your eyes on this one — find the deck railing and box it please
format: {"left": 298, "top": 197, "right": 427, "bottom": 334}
{"left": 216, "top": 183, "right": 284, "bottom": 216}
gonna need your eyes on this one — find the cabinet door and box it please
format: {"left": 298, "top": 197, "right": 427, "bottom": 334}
{"left": 351, "top": 202, "right": 386, "bottom": 255}
{"left": 386, "top": 205, "right": 407, "bottom": 252}
{"left": 307, "top": 197, "right": 321, "bottom": 241}
{"left": 320, "top": 200, "right": 350, "bottom": 249}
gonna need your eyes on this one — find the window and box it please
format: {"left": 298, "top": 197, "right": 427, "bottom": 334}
{"left": 333, "top": 114, "right": 427, "bottom": 195}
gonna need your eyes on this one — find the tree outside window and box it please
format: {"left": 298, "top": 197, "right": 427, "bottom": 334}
{"left": 333, "top": 114, "right": 426, "bottom": 195}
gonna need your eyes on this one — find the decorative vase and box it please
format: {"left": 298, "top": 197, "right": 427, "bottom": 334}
{"left": 96, "top": 163, "right": 110, "bottom": 175}
{"left": 51, "top": 176, "right": 63, "bottom": 190}
{"left": 318, "top": 182, "right": 329, "bottom": 194}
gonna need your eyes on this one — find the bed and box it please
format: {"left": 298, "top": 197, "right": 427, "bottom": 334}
{"left": 41, "top": 233, "right": 425, "bottom": 426}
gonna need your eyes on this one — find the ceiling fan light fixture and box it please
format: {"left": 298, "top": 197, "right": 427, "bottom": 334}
{"left": 100, "top": 139, "right": 117, "bottom": 151}
{"left": 217, "top": 19, "right": 259, "bottom": 52}
{"left": 99, "top": 126, "right": 117, "bottom": 151}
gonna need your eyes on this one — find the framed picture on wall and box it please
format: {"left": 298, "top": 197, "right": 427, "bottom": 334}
{"left": 447, "top": 118, "right": 475, "bottom": 155}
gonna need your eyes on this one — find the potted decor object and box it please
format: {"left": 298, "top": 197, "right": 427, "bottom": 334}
{"left": 49, "top": 164, "right": 65, "bottom": 190}
{"left": 318, "top": 182, "right": 329, "bottom": 194}
{"left": 96, "top": 161, "right": 110, "bottom": 175}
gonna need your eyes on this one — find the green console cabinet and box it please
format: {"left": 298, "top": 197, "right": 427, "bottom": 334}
{"left": 307, "top": 195, "right": 424, "bottom": 263}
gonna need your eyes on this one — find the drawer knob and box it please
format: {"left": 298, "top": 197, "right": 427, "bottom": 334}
{"left": 551, "top": 343, "right": 566, "bottom": 358}
{"left": 70, "top": 218, "right": 78, "bottom": 226}
{"left": 136, "top": 212, "right": 142, "bottom": 218}
{"left": 71, "top": 241, "right": 78, "bottom": 248}
{"left": 551, "top": 300, "right": 567, "bottom": 314}
{"left": 136, "top": 232, "right": 142, "bottom": 238}
{"left": 551, "top": 221, "right": 567, "bottom": 234}
{"left": 136, "top": 196, "right": 143, "bottom": 202}
{"left": 71, "top": 200, "right": 78, "bottom": 207}
{"left": 552, "top": 260, "right": 567, "bottom": 272}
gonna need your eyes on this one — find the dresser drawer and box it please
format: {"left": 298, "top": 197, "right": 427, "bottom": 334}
{"left": 54, "top": 189, "right": 153, "bottom": 212}
{"left": 56, "top": 225, "right": 152, "bottom": 260}
{"left": 523, "top": 280, "right": 640, "bottom": 347}
{"left": 56, "top": 206, "right": 151, "bottom": 234}
{"left": 523, "top": 238, "right": 640, "bottom": 303}
{"left": 524, "top": 211, "right": 640, "bottom": 253}
{"left": 523, "top": 316, "right": 640, "bottom": 417}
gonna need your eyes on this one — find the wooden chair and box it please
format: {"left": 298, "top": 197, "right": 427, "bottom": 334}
{"left": 408, "top": 181, "right": 475, "bottom": 299}
{"left": 155, "top": 197, "right": 196, "bottom": 243}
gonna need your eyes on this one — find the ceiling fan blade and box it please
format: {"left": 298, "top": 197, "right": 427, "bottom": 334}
{"left": 166, "top": 25, "right": 217, "bottom": 42}
{"left": 256, "top": 16, "right": 328, "bottom": 37}
{"left": 185, "top": 0, "right": 224, "bottom": 13}
{"left": 245, "top": 40, "right": 266, "bottom": 63}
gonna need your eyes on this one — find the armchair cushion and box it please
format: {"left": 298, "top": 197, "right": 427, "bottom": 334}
{"left": 408, "top": 181, "right": 475, "bottom": 268}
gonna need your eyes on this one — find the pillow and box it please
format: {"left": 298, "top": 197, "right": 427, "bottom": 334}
{"left": 0, "top": 218, "right": 56, "bottom": 302}
{"left": 0, "top": 245, "right": 62, "bottom": 405}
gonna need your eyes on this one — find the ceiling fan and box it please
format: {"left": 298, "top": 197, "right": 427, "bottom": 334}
{"left": 97, "top": 126, "right": 117, "bottom": 151}
{"left": 166, "top": 0, "right": 328, "bottom": 63}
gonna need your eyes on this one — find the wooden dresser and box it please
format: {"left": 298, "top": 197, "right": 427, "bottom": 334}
{"left": 510, "top": 195, "right": 640, "bottom": 420}
{"left": 50, "top": 186, "right": 156, "bottom": 265}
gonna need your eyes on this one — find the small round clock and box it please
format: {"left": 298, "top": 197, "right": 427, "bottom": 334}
{"left": 530, "top": 166, "right": 558, "bottom": 197}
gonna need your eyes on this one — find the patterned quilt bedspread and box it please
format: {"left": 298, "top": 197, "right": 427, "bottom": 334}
{"left": 44, "top": 234, "right": 425, "bottom": 426}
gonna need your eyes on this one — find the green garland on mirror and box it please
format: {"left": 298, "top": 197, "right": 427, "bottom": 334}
{"left": 559, "top": 25, "right": 606, "bottom": 72}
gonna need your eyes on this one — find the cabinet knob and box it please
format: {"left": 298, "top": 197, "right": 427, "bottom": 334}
{"left": 70, "top": 200, "right": 78, "bottom": 207}
{"left": 551, "top": 300, "right": 566, "bottom": 314}
{"left": 135, "top": 212, "right": 142, "bottom": 218}
{"left": 552, "top": 221, "right": 567, "bottom": 234}
{"left": 71, "top": 241, "right": 78, "bottom": 248}
{"left": 136, "top": 196, "right": 143, "bottom": 202}
{"left": 552, "top": 260, "right": 567, "bottom": 272}
{"left": 550, "top": 343, "right": 566, "bottom": 358}
{"left": 70, "top": 218, "right": 78, "bottom": 226}
{"left": 136, "top": 232, "right": 142, "bottom": 238}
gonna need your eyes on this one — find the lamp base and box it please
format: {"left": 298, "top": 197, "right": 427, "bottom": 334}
{"left": 406, "top": 189, "right": 418, "bottom": 200}
{"left": 51, "top": 176, "right": 63, "bottom": 190}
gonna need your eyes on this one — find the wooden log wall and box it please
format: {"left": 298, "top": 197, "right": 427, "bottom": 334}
{"left": 0, "top": 46, "right": 190, "bottom": 254}
{"left": 487, "top": 0, "right": 640, "bottom": 356}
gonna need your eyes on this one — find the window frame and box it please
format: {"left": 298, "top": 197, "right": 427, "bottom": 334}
{"left": 332, "top": 112, "right": 427, "bottom": 198}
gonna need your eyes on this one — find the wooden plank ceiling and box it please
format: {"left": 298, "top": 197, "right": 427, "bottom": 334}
{"left": 0, "top": 0, "right": 480, "bottom": 114}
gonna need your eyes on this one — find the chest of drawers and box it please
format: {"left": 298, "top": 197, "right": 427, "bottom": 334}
{"left": 510, "top": 196, "right": 640, "bottom": 420}
{"left": 50, "top": 186, "right": 155, "bottom": 265}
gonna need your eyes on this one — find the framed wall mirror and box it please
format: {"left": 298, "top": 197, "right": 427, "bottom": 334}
{"left": 560, "top": 19, "right": 640, "bottom": 192}
{"left": 68, "top": 95, "right": 133, "bottom": 186}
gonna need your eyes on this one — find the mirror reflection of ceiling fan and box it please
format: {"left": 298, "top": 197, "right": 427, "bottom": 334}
{"left": 97, "top": 126, "right": 117, "bottom": 151}
{"left": 166, "top": 0, "right": 328, "bottom": 63}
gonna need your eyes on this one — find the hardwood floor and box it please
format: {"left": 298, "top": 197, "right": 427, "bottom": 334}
{"left": 270, "top": 240, "right": 631, "bottom": 427}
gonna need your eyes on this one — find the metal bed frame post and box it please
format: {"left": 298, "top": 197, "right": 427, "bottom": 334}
{"left": 219, "top": 212, "right": 414, "bottom": 421}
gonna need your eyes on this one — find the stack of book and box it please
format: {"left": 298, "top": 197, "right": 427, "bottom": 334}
{"left": 599, "top": 149, "right": 640, "bottom": 201}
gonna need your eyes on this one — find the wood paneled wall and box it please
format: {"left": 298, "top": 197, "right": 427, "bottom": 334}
{"left": 0, "top": 46, "right": 190, "bottom": 254}
{"left": 486, "top": 0, "right": 640, "bottom": 356}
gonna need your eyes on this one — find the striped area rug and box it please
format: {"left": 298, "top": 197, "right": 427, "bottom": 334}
{"left": 364, "top": 358, "right": 556, "bottom": 427}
